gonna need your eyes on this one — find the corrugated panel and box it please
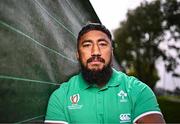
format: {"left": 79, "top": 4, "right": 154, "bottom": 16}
{"left": 0, "top": 0, "right": 100, "bottom": 122}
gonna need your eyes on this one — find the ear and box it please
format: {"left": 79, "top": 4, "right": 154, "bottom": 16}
{"left": 111, "top": 47, "right": 114, "bottom": 56}
{"left": 110, "top": 48, "right": 114, "bottom": 66}
{"left": 76, "top": 51, "right": 79, "bottom": 60}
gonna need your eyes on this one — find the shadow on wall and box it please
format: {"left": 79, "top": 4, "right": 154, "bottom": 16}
{"left": 0, "top": 0, "right": 100, "bottom": 123}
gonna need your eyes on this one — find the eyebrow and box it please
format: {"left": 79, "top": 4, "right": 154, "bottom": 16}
{"left": 80, "top": 38, "right": 110, "bottom": 46}
{"left": 81, "top": 40, "right": 92, "bottom": 45}
{"left": 97, "top": 38, "right": 109, "bottom": 43}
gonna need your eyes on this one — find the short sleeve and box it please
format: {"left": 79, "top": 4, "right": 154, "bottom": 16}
{"left": 45, "top": 85, "right": 68, "bottom": 123}
{"left": 131, "top": 79, "right": 162, "bottom": 122}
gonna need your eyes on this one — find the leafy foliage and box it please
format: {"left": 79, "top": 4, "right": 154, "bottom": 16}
{"left": 114, "top": 0, "right": 180, "bottom": 88}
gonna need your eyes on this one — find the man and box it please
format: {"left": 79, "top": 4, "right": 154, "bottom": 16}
{"left": 45, "top": 23, "right": 165, "bottom": 124}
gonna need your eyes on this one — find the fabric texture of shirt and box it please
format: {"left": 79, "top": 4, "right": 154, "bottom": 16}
{"left": 45, "top": 68, "right": 162, "bottom": 124}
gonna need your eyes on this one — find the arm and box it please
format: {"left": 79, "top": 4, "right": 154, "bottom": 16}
{"left": 130, "top": 78, "right": 166, "bottom": 123}
{"left": 135, "top": 113, "right": 166, "bottom": 124}
{"left": 45, "top": 87, "right": 68, "bottom": 124}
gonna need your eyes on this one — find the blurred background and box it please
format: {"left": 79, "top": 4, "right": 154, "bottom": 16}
{"left": 91, "top": 0, "right": 180, "bottom": 122}
{"left": 0, "top": 0, "right": 180, "bottom": 123}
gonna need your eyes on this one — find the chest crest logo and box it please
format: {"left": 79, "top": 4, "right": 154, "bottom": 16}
{"left": 68, "top": 94, "right": 83, "bottom": 110}
{"left": 70, "top": 94, "right": 80, "bottom": 104}
{"left": 118, "top": 90, "right": 128, "bottom": 102}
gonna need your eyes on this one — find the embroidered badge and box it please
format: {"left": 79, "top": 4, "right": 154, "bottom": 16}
{"left": 118, "top": 90, "right": 128, "bottom": 102}
{"left": 70, "top": 94, "right": 80, "bottom": 104}
{"left": 119, "top": 113, "right": 131, "bottom": 123}
{"left": 68, "top": 94, "right": 83, "bottom": 109}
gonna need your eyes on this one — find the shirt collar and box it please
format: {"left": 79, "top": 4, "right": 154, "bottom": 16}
{"left": 106, "top": 68, "right": 120, "bottom": 87}
{"left": 78, "top": 68, "right": 120, "bottom": 91}
{"left": 78, "top": 73, "right": 91, "bottom": 90}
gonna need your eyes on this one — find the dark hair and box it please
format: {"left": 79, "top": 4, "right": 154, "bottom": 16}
{"left": 77, "top": 23, "right": 112, "bottom": 48}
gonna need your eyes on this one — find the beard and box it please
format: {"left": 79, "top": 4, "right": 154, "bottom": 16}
{"left": 79, "top": 55, "right": 113, "bottom": 86}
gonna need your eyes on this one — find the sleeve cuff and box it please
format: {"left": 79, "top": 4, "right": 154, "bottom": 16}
{"left": 44, "top": 120, "right": 68, "bottom": 124}
{"left": 133, "top": 111, "right": 162, "bottom": 123}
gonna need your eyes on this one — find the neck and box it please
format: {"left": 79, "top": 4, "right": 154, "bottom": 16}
{"left": 96, "top": 82, "right": 107, "bottom": 88}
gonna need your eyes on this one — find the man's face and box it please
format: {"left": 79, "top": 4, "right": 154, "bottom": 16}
{"left": 77, "top": 30, "right": 113, "bottom": 71}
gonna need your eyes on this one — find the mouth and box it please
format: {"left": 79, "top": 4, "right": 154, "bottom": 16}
{"left": 87, "top": 56, "right": 105, "bottom": 64}
{"left": 89, "top": 60, "right": 102, "bottom": 64}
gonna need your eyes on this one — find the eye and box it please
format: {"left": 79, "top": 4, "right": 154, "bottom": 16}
{"left": 99, "top": 41, "right": 108, "bottom": 47}
{"left": 82, "top": 42, "right": 92, "bottom": 48}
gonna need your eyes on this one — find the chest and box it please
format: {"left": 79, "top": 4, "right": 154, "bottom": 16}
{"left": 65, "top": 87, "right": 133, "bottom": 124}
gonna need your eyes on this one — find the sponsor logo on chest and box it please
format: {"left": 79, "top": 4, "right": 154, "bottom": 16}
{"left": 68, "top": 94, "right": 83, "bottom": 109}
{"left": 119, "top": 113, "right": 131, "bottom": 123}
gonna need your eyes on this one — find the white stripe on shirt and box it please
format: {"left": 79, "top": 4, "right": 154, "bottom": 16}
{"left": 133, "top": 111, "right": 162, "bottom": 123}
{"left": 44, "top": 120, "right": 68, "bottom": 124}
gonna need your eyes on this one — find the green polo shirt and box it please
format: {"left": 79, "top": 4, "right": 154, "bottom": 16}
{"left": 45, "top": 68, "right": 161, "bottom": 124}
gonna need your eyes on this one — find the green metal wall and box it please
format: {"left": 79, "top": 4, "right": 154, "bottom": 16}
{"left": 0, "top": 0, "right": 100, "bottom": 123}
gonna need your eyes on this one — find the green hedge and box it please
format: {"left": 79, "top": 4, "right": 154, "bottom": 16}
{"left": 158, "top": 96, "right": 180, "bottom": 123}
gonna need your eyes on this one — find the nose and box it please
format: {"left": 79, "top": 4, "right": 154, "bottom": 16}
{"left": 91, "top": 44, "right": 101, "bottom": 56}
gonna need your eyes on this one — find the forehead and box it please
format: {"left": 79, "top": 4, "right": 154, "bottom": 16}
{"left": 79, "top": 30, "right": 111, "bottom": 41}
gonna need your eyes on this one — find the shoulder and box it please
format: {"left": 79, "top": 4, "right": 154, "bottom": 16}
{"left": 113, "top": 69, "right": 153, "bottom": 97}
{"left": 113, "top": 69, "right": 147, "bottom": 88}
{"left": 52, "top": 74, "right": 80, "bottom": 97}
{"left": 113, "top": 70, "right": 161, "bottom": 121}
